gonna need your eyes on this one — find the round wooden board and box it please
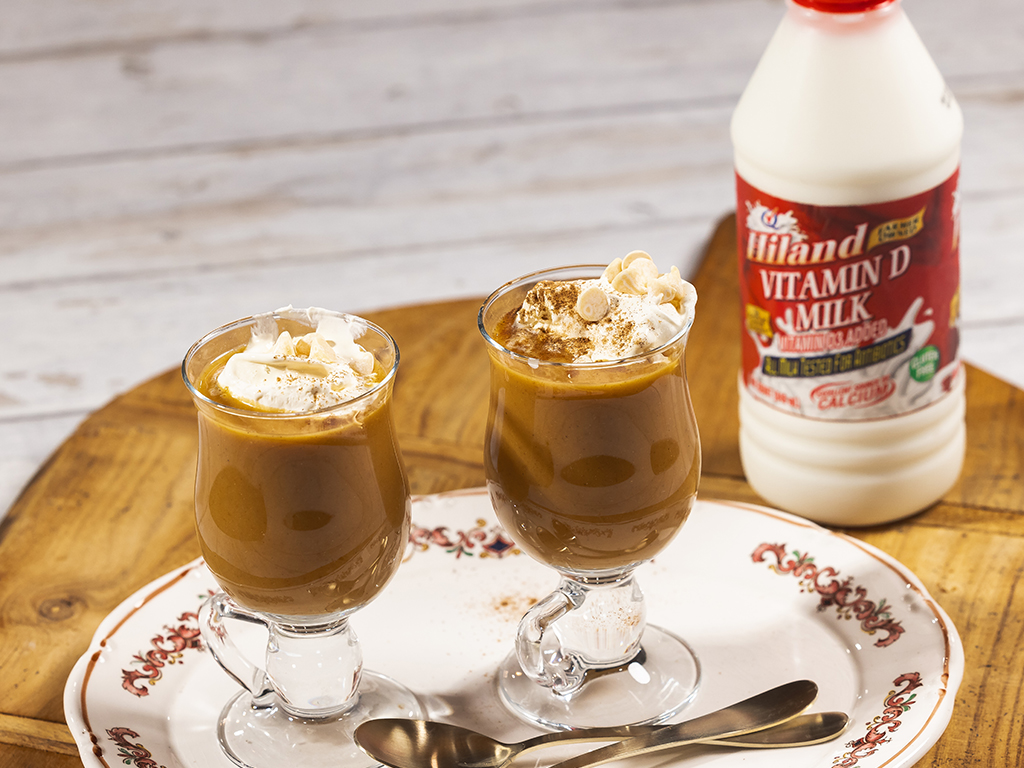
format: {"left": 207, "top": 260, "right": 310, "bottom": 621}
{"left": 3, "top": 217, "right": 1024, "bottom": 767}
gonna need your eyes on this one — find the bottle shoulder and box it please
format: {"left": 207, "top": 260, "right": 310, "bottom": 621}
{"left": 731, "top": 4, "right": 963, "bottom": 203}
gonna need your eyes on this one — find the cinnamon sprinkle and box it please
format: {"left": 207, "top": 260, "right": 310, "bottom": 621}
{"left": 494, "top": 281, "right": 595, "bottom": 362}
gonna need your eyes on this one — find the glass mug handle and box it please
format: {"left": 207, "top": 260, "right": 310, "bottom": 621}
{"left": 200, "top": 592, "right": 363, "bottom": 717}
{"left": 515, "top": 574, "right": 645, "bottom": 696}
{"left": 200, "top": 593, "right": 276, "bottom": 705}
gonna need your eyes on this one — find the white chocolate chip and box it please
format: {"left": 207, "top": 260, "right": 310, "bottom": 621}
{"left": 576, "top": 285, "right": 611, "bottom": 321}
{"left": 631, "top": 257, "right": 658, "bottom": 282}
{"left": 602, "top": 257, "right": 623, "bottom": 282}
{"left": 667, "top": 266, "right": 696, "bottom": 310}
{"left": 665, "top": 266, "right": 687, "bottom": 293}
{"left": 307, "top": 332, "right": 340, "bottom": 364}
{"left": 648, "top": 275, "right": 676, "bottom": 305}
{"left": 270, "top": 330, "right": 296, "bottom": 357}
{"left": 622, "top": 250, "right": 652, "bottom": 268}
{"left": 349, "top": 349, "right": 375, "bottom": 375}
{"left": 611, "top": 264, "right": 650, "bottom": 295}
{"left": 649, "top": 267, "right": 681, "bottom": 303}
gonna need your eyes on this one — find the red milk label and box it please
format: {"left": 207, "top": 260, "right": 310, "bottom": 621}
{"left": 736, "top": 171, "right": 962, "bottom": 421}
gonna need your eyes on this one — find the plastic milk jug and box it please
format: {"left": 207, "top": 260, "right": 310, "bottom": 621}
{"left": 730, "top": 0, "right": 964, "bottom": 526}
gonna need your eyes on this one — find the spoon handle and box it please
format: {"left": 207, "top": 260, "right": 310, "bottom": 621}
{"left": 522, "top": 712, "right": 848, "bottom": 755}
{"left": 537, "top": 679, "right": 819, "bottom": 768}
{"left": 519, "top": 723, "right": 660, "bottom": 751}
{"left": 709, "top": 711, "right": 849, "bottom": 747}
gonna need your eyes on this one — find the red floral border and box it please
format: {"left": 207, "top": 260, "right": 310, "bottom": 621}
{"left": 833, "top": 673, "right": 923, "bottom": 766}
{"left": 409, "top": 518, "right": 519, "bottom": 558}
{"left": 106, "top": 727, "right": 166, "bottom": 768}
{"left": 120, "top": 604, "right": 206, "bottom": 697}
{"left": 752, "top": 543, "right": 904, "bottom": 647}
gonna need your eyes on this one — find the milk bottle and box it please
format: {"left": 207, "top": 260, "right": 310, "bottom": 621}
{"left": 730, "top": 0, "right": 964, "bottom": 526}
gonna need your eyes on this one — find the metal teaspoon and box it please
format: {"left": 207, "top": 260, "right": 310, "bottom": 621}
{"left": 355, "top": 679, "right": 837, "bottom": 768}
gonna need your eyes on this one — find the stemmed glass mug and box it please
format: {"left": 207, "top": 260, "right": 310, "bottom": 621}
{"left": 182, "top": 308, "right": 421, "bottom": 768}
{"left": 479, "top": 266, "right": 702, "bottom": 730}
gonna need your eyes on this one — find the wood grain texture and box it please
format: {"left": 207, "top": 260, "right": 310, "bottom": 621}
{"left": 0, "top": 742, "right": 81, "bottom": 768}
{"left": 2, "top": 215, "right": 1023, "bottom": 767}
{"left": 0, "top": 715, "right": 76, "bottom": 756}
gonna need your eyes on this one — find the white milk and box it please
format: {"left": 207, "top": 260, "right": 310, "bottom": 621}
{"left": 730, "top": 0, "right": 964, "bottom": 526}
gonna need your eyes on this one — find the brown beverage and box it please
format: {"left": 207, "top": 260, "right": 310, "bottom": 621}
{"left": 184, "top": 310, "right": 410, "bottom": 618}
{"left": 481, "top": 261, "right": 700, "bottom": 573}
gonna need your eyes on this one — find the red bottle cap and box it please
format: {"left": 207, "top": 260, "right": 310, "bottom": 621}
{"left": 791, "top": 0, "right": 896, "bottom": 12}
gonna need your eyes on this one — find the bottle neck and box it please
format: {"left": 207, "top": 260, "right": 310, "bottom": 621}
{"left": 785, "top": 0, "right": 902, "bottom": 35}
{"left": 789, "top": 0, "right": 898, "bottom": 14}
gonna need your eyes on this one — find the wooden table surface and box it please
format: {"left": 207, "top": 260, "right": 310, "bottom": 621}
{"left": 1, "top": 216, "right": 1022, "bottom": 767}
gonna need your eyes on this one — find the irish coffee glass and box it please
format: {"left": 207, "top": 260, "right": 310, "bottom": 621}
{"left": 182, "top": 308, "right": 421, "bottom": 768}
{"left": 479, "top": 266, "right": 701, "bottom": 729}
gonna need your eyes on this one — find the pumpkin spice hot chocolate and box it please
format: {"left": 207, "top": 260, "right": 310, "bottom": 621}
{"left": 185, "top": 307, "right": 410, "bottom": 618}
{"left": 182, "top": 307, "right": 422, "bottom": 768}
{"left": 479, "top": 254, "right": 702, "bottom": 728}
{"left": 482, "top": 252, "right": 700, "bottom": 572}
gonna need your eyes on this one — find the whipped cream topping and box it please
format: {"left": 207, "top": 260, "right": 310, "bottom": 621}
{"left": 216, "top": 307, "right": 380, "bottom": 413}
{"left": 503, "top": 252, "right": 696, "bottom": 363}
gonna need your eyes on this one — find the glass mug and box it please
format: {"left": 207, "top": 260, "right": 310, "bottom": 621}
{"left": 479, "top": 266, "right": 702, "bottom": 729}
{"left": 182, "top": 308, "right": 421, "bottom": 768}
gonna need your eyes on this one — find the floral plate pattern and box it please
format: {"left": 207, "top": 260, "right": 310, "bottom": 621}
{"left": 64, "top": 490, "right": 962, "bottom": 768}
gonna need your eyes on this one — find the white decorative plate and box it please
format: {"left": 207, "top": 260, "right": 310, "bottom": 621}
{"left": 65, "top": 490, "right": 962, "bottom": 768}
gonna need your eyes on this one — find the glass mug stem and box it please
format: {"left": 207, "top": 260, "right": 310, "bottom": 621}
{"left": 517, "top": 571, "right": 645, "bottom": 696}
{"left": 201, "top": 593, "right": 362, "bottom": 719}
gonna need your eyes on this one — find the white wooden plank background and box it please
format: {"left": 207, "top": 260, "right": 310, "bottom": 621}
{"left": 1, "top": 0, "right": 1022, "bottom": 519}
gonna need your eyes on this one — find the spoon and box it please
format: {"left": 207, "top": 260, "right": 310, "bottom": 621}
{"left": 355, "top": 679, "right": 834, "bottom": 768}
{"left": 544, "top": 700, "right": 845, "bottom": 768}
{"left": 357, "top": 712, "right": 848, "bottom": 768}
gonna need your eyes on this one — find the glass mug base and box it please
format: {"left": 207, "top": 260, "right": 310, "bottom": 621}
{"left": 496, "top": 625, "right": 700, "bottom": 730}
{"left": 217, "top": 672, "right": 424, "bottom": 768}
